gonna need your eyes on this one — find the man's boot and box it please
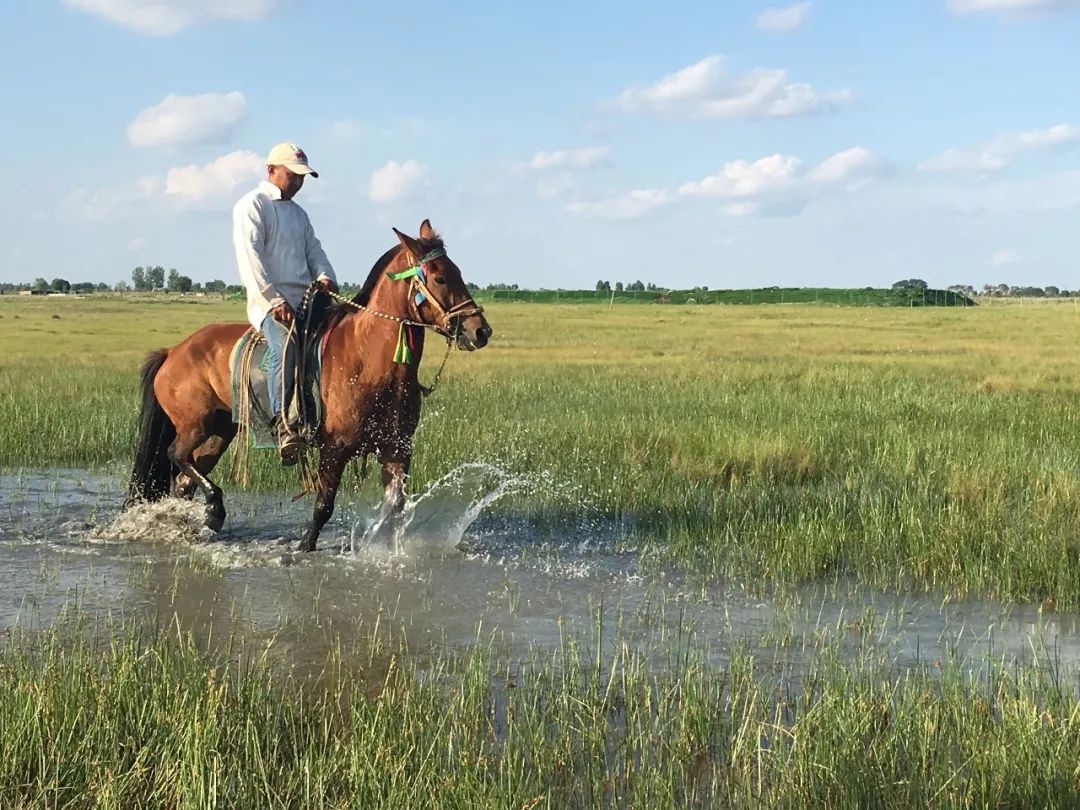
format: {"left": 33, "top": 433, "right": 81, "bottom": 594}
{"left": 272, "top": 415, "right": 303, "bottom": 466}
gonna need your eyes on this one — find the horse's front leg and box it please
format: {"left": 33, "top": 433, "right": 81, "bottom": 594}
{"left": 374, "top": 457, "right": 410, "bottom": 550}
{"left": 300, "top": 445, "right": 349, "bottom": 552}
{"left": 380, "top": 459, "right": 409, "bottom": 515}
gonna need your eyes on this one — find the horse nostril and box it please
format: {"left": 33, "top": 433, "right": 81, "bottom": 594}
{"left": 474, "top": 331, "right": 488, "bottom": 348}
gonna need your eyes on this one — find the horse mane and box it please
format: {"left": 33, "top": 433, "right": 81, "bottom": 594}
{"left": 348, "top": 234, "right": 445, "bottom": 308}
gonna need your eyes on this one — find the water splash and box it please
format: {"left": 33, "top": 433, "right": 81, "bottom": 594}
{"left": 94, "top": 498, "right": 208, "bottom": 544}
{"left": 349, "top": 463, "right": 533, "bottom": 556}
{"left": 10, "top": 468, "right": 1080, "bottom": 686}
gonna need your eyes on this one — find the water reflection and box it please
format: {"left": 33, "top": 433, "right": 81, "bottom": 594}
{"left": 1, "top": 468, "right": 1078, "bottom": 688}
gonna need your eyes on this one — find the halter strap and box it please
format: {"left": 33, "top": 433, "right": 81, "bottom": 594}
{"left": 385, "top": 248, "right": 446, "bottom": 282}
{"left": 323, "top": 245, "right": 483, "bottom": 369}
{"left": 385, "top": 248, "right": 484, "bottom": 340}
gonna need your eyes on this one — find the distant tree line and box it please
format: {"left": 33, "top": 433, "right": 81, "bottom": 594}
{"left": 0, "top": 266, "right": 241, "bottom": 295}
{"left": 594, "top": 280, "right": 660, "bottom": 292}
{"left": 0, "top": 278, "right": 113, "bottom": 294}
{"left": 2, "top": 271, "right": 1073, "bottom": 300}
{"left": 895, "top": 279, "right": 1076, "bottom": 298}
{"left": 970, "top": 283, "right": 1075, "bottom": 298}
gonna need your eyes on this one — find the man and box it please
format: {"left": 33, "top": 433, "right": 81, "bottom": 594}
{"left": 233, "top": 142, "right": 338, "bottom": 465}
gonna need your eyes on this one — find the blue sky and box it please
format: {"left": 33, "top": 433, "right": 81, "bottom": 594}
{"left": 3, "top": 0, "right": 1080, "bottom": 290}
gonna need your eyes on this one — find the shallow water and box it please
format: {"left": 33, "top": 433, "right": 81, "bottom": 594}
{"left": 1, "top": 466, "right": 1078, "bottom": 683}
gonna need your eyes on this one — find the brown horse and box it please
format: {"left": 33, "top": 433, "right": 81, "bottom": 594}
{"left": 124, "top": 220, "right": 492, "bottom": 551}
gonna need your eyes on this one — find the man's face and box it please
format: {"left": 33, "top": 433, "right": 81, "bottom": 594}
{"left": 268, "top": 165, "right": 305, "bottom": 200}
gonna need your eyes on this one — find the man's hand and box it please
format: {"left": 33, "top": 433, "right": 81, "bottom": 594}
{"left": 271, "top": 300, "right": 295, "bottom": 324}
{"left": 316, "top": 277, "right": 339, "bottom": 295}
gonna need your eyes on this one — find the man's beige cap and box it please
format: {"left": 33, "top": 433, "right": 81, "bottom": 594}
{"left": 266, "top": 142, "right": 319, "bottom": 178}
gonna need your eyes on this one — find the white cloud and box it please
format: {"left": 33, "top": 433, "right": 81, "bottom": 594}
{"left": 919, "top": 124, "right": 1080, "bottom": 174}
{"left": 1015, "top": 124, "right": 1080, "bottom": 148}
{"left": 528, "top": 146, "right": 612, "bottom": 171}
{"left": 368, "top": 159, "right": 429, "bottom": 203}
{"left": 989, "top": 249, "right": 1023, "bottom": 267}
{"left": 949, "top": 0, "right": 1080, "bottom": 17}
{"left": 163, "top": 150, "right": 264, "bottom": 202}
{"left": 568, "top": 146, "right": 891, "bottom": 221}
{"left": 520, "top": 146, "right": 612, "bottom": 199}
{"left": 126, "top": 237, "right": 149, "bottom": 252}
{"left": 678, "top": 154, "right": 804, "bottom": 198}
{"left": 680, "top": 147, "right": 890, "bottom": 202}
{"left": 127, "top": 92, "right": 246, "bottom": 148}
{"left": 918, "top": 148, "right": 1008, "bottom": 174}
{"left": 612, "top": 55, "right": 851, "bottom": 119}
{"left": 565, "top": 189, "right": 673, "bottom": 221}
{"left": 755, "top": 2, "right": 812, "bottom": 32}
{"left": 63, "top": 0, "right": 280, "bottom": 35}
{"left": 63, "top": 150, "right": 264, "bottom": 221}
{"left": 806, "top": 146, "right": 893, "bottom": 186}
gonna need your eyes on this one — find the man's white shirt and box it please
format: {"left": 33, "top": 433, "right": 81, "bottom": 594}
{"left": 232, "top": 180, "right": 337, "bottom": 329}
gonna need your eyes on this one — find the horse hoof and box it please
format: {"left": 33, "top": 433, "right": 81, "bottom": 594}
{"left": 299, "top": 538, "right": 317, "bottom": 553}
{"left": 203, "top": 511, "right": 224, "bottom": 533}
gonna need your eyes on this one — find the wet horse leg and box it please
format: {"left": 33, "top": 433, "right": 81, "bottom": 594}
{"left": 175, "top": 412, "right": 237, "bottom": 502}
{"left": 174, "top": 438, "right": 225, "bottom": 500}
{"left": 300, "top": 445, "right": 350, "bottom": 552}
{"left": 376, "top": 458, "right": 410, "bottom": 550}
{"left": 168, "top": 415, "right": 228, "bottom": 532}
{"left": 380, "top": 459, "right": 409, "bottom": 515}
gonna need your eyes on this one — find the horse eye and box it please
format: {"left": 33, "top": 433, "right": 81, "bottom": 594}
{"left": 435, "top": 276, "right": 446, "bottom": 284}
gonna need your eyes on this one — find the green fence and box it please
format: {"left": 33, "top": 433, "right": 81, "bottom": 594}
{"left": 471, "top": 287, "right": 975, "bottom": 307}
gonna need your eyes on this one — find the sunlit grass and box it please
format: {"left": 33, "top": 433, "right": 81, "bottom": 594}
{"left": 4, "top": 296, "right": 1080, "bottom": 605}
{"left": 2, "top": 602, "right": 1079, "bottom": 808}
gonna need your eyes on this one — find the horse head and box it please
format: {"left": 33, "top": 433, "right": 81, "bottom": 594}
{"left": 391, "top": 220, "right": 492, "bottom": 350}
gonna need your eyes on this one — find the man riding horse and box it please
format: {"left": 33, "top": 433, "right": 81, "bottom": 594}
{"left": 232, "top": 142, "right": 337, "bottom": 465}
{"left": 125, "top": 140, "right": 492, "bottom": 550}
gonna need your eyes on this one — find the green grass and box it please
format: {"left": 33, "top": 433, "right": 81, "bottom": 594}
{"left": 2, "top": 603, "right": 1079, "bottom": 808}
{"left": 4, "top": 295, "right": 1080, "bottom": 605}
{"left": 6, "top": 295, "right": 1080, "bottom": 805}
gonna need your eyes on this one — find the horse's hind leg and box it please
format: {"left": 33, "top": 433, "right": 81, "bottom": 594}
{"left": 175, "top": 413, "right": 237, "bottom": 501}
{"left": 169, "top": 413, "right": 231, "bottom": 532}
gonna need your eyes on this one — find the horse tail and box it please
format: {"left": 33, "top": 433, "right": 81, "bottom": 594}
{"left": 124, "top": 349, "right": 176, "bottom": 508}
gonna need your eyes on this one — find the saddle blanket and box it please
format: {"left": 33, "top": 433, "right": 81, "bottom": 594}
{"left": 228, "top": 327, "right": 330, "bottom": 449}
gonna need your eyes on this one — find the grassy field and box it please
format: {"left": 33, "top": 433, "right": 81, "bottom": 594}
{"left": 3, "top": 294, "right": 1080, "bottom": 607}
{"left": 3, "top": 602, "right": 1079, "bottom": 808}
{"left": 5, "top": 294, "right": 1080, "bottom": 806}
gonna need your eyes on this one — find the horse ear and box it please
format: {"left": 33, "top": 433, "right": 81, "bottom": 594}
{"left": 393, "top": 227, "right": 422, "bottom": 257}
{"left": 418, "top": 219, "right": 435, "bottom": 240}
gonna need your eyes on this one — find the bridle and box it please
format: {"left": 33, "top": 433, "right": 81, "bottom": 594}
{"left": 320, "top": 245, "right": 485, "bottom": 383}
{"left": 385, "top": 247, "right": 484, "bottom": 339}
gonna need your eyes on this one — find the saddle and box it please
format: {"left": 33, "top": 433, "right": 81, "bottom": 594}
{"left": 229, "top": 288, "right": 341, "bottom": 449}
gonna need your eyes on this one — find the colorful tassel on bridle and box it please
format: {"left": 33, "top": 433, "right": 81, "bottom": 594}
{"left": 387, "top": 248, "right": 446, "bottom": 365}
{"left": 393, "top": 322, "right": 413, "bottom": 365}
